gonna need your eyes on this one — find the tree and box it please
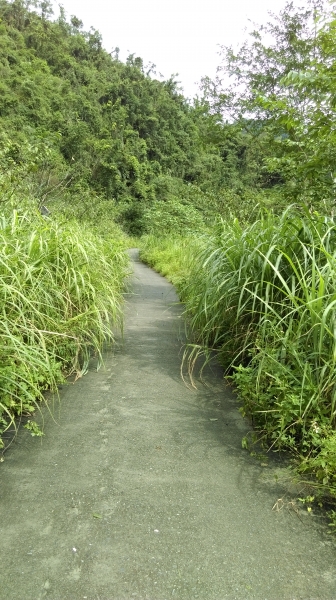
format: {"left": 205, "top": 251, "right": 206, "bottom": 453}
{"left": 201, "top": 0, "right": 336, "bottom": 208}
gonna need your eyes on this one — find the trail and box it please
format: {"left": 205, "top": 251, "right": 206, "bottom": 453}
{"left": 0, "top": 250, "right": 335, "bottom": 600}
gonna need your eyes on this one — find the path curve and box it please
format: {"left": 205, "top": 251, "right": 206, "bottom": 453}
{"left": 0, "top": 250, "right": 335, "bottom": 599}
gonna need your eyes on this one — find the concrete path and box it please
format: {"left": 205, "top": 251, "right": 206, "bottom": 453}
{"left": 1, "top": 250, "right": 336, "bottom": 600}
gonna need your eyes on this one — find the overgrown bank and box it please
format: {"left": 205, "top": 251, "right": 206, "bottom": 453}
{"left": 0, "top": 212, "right": 128, "bottom": 447}
{"left": 140, "top": 207, "right": 336, "bottom": 513}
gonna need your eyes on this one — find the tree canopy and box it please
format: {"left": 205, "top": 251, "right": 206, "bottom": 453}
{"left": 202, "top": 0, "right": 336, "bottom": 212}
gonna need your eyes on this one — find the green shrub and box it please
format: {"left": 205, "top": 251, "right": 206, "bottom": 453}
{"left": 298, "top": 428, "right": 336, "bottom": 495}
{"left": 140, "top": 200, "right": 206, "bottom": 236}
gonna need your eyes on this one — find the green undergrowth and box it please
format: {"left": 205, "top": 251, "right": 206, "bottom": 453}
{"left": 140, "top": 235, "right": 197, "bottom": 291}
{"left": 0, "top": 211, "right": 128, "bottom": 446}
{"left": 140, "top": 207, "right": 336, "bottom": 512}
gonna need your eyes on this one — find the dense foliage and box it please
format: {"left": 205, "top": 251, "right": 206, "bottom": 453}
{"left": 140, "top": 210, "right": 336, "bottom": 508}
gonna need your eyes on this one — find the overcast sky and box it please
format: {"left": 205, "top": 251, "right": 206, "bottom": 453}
{"left": 51, "top": 0, "right": 292, "bottom": 98}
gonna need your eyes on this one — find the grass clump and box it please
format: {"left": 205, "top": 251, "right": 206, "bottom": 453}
{"left": 0, "top": 211, "right": 128, "bottom": 445}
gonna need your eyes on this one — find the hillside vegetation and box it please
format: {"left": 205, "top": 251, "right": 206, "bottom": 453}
{"left": 0, "top": 0, "right": 242, "bottom": 233}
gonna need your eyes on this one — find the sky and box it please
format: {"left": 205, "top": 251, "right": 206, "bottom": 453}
{"left": 50, "top": 0, "right": 291, "bottom": 98}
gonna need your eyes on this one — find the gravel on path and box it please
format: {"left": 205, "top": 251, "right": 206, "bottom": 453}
{"left": 0, "top": 249, "right": 335, "bottom": 600}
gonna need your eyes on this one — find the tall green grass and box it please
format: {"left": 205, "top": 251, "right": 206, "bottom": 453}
{"left": 141, "top": 208, "right": 336, "bottom": 498}
{"left": 142, "top": 207, "right": 336, "bottom": 512}
{"left": 182, "top": 208, "right": 336, "bottom": 450}
{"left": 0, "top": 211, "right": 128, "bottom": 443}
